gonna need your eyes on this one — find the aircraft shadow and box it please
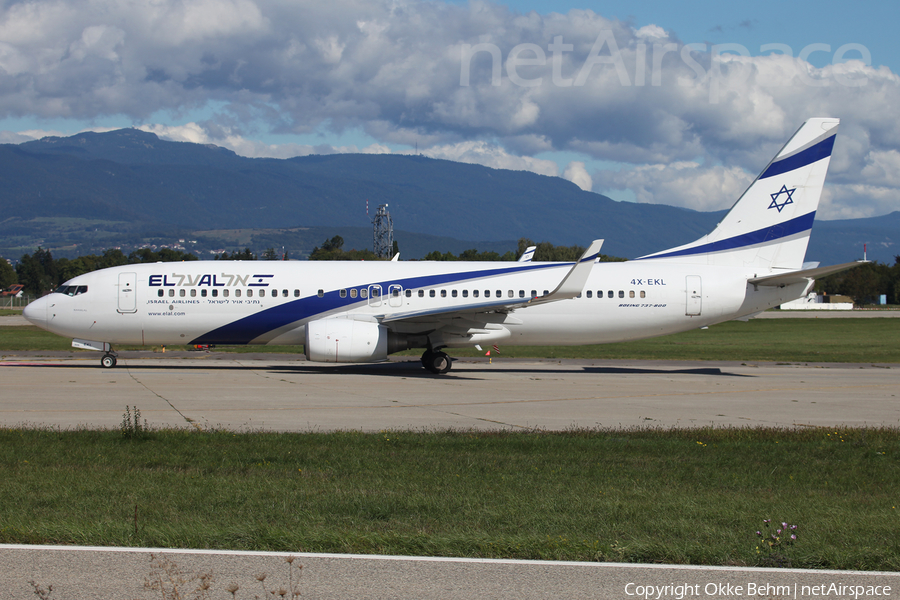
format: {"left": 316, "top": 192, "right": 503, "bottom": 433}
{"left": 3, "top": 359, "right": 751, "bottom": 378}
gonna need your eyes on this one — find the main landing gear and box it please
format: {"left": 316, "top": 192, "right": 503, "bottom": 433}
{"left": 421, "top": 349, "right": 452, "bottom": 374}
{"left": 100, "top": 351, "right": 118, "bottom": 368}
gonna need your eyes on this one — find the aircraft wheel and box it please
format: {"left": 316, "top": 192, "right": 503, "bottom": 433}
{"left": 101, "top": 354, "right": 117, "bottom": 368}
{"left": 425, "top": 351, "right": 452, "bottom": 374}
{"left": 421, "top": 349, "right": 434, "bottom": 369}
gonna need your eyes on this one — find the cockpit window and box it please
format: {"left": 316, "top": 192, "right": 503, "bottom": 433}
{"left": 53, "top": 285, "right": 88, "bottom": 296}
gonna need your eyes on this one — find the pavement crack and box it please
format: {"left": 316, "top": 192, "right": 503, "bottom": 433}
{"left": 123, "top": 363, "right": 200, "bottom": 429}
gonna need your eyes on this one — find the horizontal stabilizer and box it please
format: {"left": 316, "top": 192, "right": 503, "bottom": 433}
{"left": 748, "top": 261, "right": 867, "bottom": 287}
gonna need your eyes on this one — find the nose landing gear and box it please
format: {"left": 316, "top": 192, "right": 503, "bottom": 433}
{"left": 100, "top": 352, "right": 118, "bottom": 368}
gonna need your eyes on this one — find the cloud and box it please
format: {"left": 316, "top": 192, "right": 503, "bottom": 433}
{"left": 562, "top": 161, "right": 592, "bottom": 191}
{"left": 0, "top": 0, "right": 898, "bottom": 218}
{"left": 423, "top": 141, "right": 559, "bottom": 176}
{"left": 594, "top": 162, "right": 753, "bottom": 212}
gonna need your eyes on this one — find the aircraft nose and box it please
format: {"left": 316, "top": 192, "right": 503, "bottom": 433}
{"left": 23, "top": 296, "right": 48, "bottom": 328}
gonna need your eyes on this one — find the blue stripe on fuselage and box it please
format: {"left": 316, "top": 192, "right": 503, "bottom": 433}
{"left": 190, "top": 261, "right": 565, "bottom": 344}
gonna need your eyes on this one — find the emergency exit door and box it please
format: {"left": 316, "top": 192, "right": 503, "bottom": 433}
{"left": 118, "top": 272, "right": 137, "bottom": 314}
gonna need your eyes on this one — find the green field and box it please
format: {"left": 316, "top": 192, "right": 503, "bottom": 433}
{"left": 1, "top": 426, "right": 897, "bottom": 570}
{"left": 2, "top": 317, "right": 899, "bottom": 570}
{"left": 2, "top": 317, "right": 899, "bottom": 363}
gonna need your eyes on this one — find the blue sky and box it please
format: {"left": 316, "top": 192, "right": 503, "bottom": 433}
{"left": 500, "top": 0, "right": 896, "bottom": 69}
{"left": 1, "top": 0, "right": 898, "bottom": 219}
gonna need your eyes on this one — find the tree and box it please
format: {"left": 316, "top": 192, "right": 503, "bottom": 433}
{"left": 98, "top": 249, "right": 128, "bottom": 269}
{"left": 128, "top": 248, "right": 198, "bottom": 263}
{"left": 309, "top": 236, "right": 380, "bottom": 261}
{"left": 262, "top": 247, "right": 279, "bottom": 261}
{"left": 215, "top": 248, "right": 255, "bottom": 260}
{"left": 0, "top": 257, "right": 17, "bottom": 290}
{"left": 815, "top": 261, "right": 896, "bottom": 305}
{"left": 16, "top": 248, "right": 58, "bottom": 295}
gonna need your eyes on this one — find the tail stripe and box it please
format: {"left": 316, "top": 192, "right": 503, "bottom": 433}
{"left": 760, "top": 134, "right": 836, "bottom": 180}
{"left": 640, "top": 211, "right": 816, "bottom": 260}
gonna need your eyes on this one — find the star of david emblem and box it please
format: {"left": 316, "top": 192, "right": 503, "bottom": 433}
{"left": 768, "top": 185, "right": 796, "bottom": 213}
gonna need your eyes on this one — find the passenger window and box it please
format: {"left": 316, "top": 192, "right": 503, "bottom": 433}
{"left": 462, "top": 290, "right": 468, "bottom": 298}
{"left": 235, "top": 289, "right": 241, "bottom": 298}
{"left": 508, "top": 290, "right": 513, "bottom": 298}
{"left": 158, "top": 289, "right": 164, "bottom": 297}
{"left": 543, "top": 290, "right": 549, "bottom": 296}
{"left": 473, "top": 290, "right": 479, "bottom": 298}
{"left": 212, "top": 289, "right": 218, "bottom": 297}
{"left": 629, "top": 291, "right": 635, "bottom": 298}
{"left": 618, "top": 290, "right": 624, "bottom": 298}
{"left": 294, "top": 289, "right": 300, "bottom": 297}
{"left": 530, "top": 290, "right": 537, "bottom": 298}
{"left": 518, "top": 290, "right": 525, "bottom": 298}
{"left": 429, "top": 290, "right": 435, "bottom": 298}
{"left": 282, "top": 289, "right": 288, "bottom": 298}
{"left": 340, "top": 289, "right": 347, "bottom": 298}
{"left": 418, "top": 290, "right": 424, "bottom": 298}
{"left": 451, "top": 290, "right": 458, "bottom": 298}
{"left": 224, "top": 289, "right": 229, "bottom": 298}
{"left": 361, "top": 289, "right": 368, "bottom": 298}
{"left": 597, "top": 291, "right": 603, "bottom": 298}
{"left": 247, "top": 289, "right": 252, "bottom": 298}
{"left": 350, "top": 289, "right": 358, "bottom": 298}
{"left": 577, "top": 292, "right": 582, "bottom": 298}
{"left": 317, "top": 289, "right": 324, "bottom": 298}
{"left": 201, "top": 289, "right": 208, "bottom": 297}
{"left": 180, "top": 289, "right": 186, "bottom": 297}
{"left": 608, "top": 290, "right": 614, "bottom": 298}
{"left": 586, "top": 291, "right": 592, "bottom": 298}
{"left": 640, "top": 291, "right": 646, "bottom": 298}
{"left": 441, "top": 290, "right": 447, "bottom": 298}
{"left": 406, "top": 290, "right": 412, "bottom": 298}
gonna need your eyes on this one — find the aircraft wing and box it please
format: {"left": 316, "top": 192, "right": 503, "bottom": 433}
{"left": 748, "top": 261, "right": 867, "bottom": 287}
{"left": 379, "top": 240, "right": 603, "bottom": 335}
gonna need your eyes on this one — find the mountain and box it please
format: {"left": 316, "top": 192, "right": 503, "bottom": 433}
{"left": 2, "top": 129, "right": 896, "bottom": 265}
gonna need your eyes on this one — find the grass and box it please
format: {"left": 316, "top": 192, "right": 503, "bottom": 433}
{"left": 3, "top": 318, "right": 900, "bottom": 362}
{"left": 0, "top": 426, "right": 898, "bottom": 570}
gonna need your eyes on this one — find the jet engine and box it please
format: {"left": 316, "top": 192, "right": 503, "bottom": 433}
{"left": 305, "top": 318, "right": 410, "bottom": 363}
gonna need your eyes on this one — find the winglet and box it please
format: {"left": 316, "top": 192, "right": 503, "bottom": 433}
{"left": 530, "top": 239, "right": 603, "bottom": 304}
{"left": 518, "top": 246, "right": 536, "bottom": 262}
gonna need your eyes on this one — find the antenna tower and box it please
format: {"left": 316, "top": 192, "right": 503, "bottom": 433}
{"left": 373, "top": 203, "right": 393, "bottom": 259}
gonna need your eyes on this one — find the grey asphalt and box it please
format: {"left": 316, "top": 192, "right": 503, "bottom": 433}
{"left": 2, "top": 352, "right": 899, "bottom": 598}
{"left": 1, "top": 354, "right": 898, "bottom": 431}
{"left": 1, "top": 545, "right": 898, "bottom": 599}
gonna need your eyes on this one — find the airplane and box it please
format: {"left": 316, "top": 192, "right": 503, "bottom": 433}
{"left": 24, "top": 118, "right": 863, "bottom": 373}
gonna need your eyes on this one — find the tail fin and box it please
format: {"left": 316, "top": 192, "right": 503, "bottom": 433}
{"left": 639, "top": 118, "right": 839, "bottom": 270}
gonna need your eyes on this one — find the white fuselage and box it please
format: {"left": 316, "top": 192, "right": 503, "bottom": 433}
{"left": 24, "top": 259, "right": 807, "bottom": 350}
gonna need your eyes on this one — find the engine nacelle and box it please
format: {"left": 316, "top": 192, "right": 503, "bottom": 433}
{"left": 305, "top": 318, "right": 399, "bottom": 363}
